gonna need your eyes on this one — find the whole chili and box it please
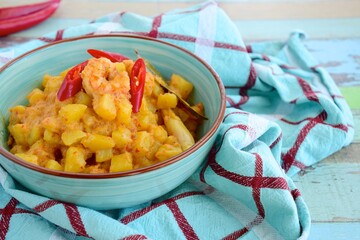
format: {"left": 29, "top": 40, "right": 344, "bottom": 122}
{"left": 0, "top": 0, "right": 60, "bottom": 36}
{"left": 130, "top": 58, "right": 146, "bottom": 113}
{"left": 87, "top": 49, "right": 129, "bottom": 63}
{"left": 57, "top": 60, "right": 88, "bottom": 101}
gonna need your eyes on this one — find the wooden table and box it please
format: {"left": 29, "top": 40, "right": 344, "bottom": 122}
{"left": 1, "top": 1, "right": 359, "bottom": 239}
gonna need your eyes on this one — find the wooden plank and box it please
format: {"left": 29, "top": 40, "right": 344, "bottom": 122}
{"left": 237, "top": 18, "right": 360, "bottom": 42}
{"left": 3, "top": 0, "right": 360, "bottom": 20}
{"left": 293, "top": 147, "right": 360, "bottom": 222}
{"left": 310, "top": 222, "right": 360, "bottom": 240}
{"left": 305, "top": 39, "right": 360, "bottom": 87}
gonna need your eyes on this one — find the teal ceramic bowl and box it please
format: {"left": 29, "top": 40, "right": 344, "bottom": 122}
{"left": 0, "top": 34, "right": 225, "bottom": 210}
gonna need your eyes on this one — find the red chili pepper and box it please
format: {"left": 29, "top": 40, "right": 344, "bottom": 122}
{"left": 130, "top": 58, "right": 146, "bottom": 113}
{"left": 0, "top": 0, "right": 60, "bottom": 36}
{"left": 57, "top": 60, "right": 88, "bottom": 101}
{"left": 87, "top": 49, "right": 129, "bottom": 63}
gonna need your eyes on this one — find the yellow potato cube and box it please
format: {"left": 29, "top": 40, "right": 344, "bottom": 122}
{"left": 146, "top": 141, "right": 162, "bottom": 160}
{"left": 96, "top": 148, "right": 113, "bottom": 163}
{"left": 93, "top": 94, "right": 117, "bottom": 121}
{"left": 110, "top": 152, "right": 133, "bottom": 172}
{"left": 112, "top": 127, "right": 132, "bottom": 149}
{"left": 152, "top": 80, "right": 165, "bottom": 98}
{"left": 44, "top": 129, "right": 61, "bottom": 145}
{"left": 59, "top": 104, "right": 87, "bottom": 123}
{"left": 157, "top": 93, "right": 178, "bottom": 109}
{"left": 15, "top": 153, "right": 38, "bottom": 165}
{"left": 27, "top": 88, "right": 45, "bottom": 105}
{"left": 152, "top": 125, "right": 168, "bottom": 143}
{"left": 61, "top": 130, "right": 86, "bottom": 146}
{"left": 8, "top": 123, "right": 29, "bottom": 146}
{"left": 75, "top": 91, "right": 92, "bottom": 106}
{"left": 155, "top": 144, "right": 182, "bottom": 161}
{"left": 28, "top": 126, "right": 43, "bottom": 146}
{"left": 169, "top": 74, "right": 193, "bottom": 100}
{"left": 45, "top": 159, "right": 63, "bottom": 171}
{"left": 42, "top": 73, "right": 52, "bottom": 88}
{"left": 81, "top": 134, "right": 115, "bottom": 152}
{"left": 137, "top": 113, "right": 156, "bottom": 131}
{"left": 116, "top": 98, "right": 132, "bottom": 125}
{"left": 44, "top": 76, "right": 63, "bottom": 92}
{"left": 41, "top": 117, "right": 61, "bottom": 133}
{"left": 64, "top": 146, "right": 86, "bottom": 173}
{"left": 133, "top": 131, "right": 152, "bottom": 157}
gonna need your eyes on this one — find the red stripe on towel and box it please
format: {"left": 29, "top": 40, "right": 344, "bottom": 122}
{"left": 166, "top": 200, "right": 199, "bottom": 240}
{"left": 282, "top": 111, "right": 327, "bottom": 172}
{"left": 33, "top": 200, "right": 90, "bottom": 238}
{"left": 226, "top": 63, "right": 257, "bottom": 108}
{"left": 64, "top": 204, "right": 90, "bottom": 237}
{"left": 120, "top": 191, "right": 205, "bottom": 224}
{"left": 149, "top": 14, "right": 162, "bottom": 38}
{"left": 0, "top": 198, "right": 18, "bottom": 240}
{"left": 122, "top": 235, "right": 148, "bottom": 240}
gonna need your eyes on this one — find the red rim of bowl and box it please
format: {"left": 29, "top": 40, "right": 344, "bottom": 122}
{"left": 0, "top": 33, "right": 226, "bottom": 179}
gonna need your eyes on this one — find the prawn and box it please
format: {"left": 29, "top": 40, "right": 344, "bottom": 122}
{"left": 81, "top": 57, "right": 130, "bottom": 97}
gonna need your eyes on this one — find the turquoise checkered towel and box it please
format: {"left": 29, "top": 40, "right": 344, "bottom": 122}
{"left": 0, "top": 1, "right": 354, "bottom": 239}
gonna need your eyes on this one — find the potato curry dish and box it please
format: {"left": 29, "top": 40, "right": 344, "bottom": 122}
{"left": 7, "top": 49, "right": 204, "bottom": 173}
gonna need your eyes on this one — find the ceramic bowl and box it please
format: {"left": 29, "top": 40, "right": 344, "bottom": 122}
{"left": 0, "top": 34, "right": 225, "bottom": 210}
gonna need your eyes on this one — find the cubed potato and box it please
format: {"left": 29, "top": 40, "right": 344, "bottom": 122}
{"left": 44, "top": 129, "right": 61, "bottom": 145}
{"left": 64, "top": 146, "right": 86, "bottom": 173}
{"left": 96, "top": 148, "right": 113, "bottom": 162}
{"left": 169, "top": 74, "right": 193, "bottom": 100}
{"left": 157, "top": 93, "right": 178, "bottom": 109}
{"left": 44, "top": 76, "right": 63, "bottom": 92}
{"left": 27, "top": 88, "right": 45, "bottom": 105}
{"left": 15, "top": 153, "right": 38, "bottom": 165}
{"left": 75, "top": 91, "right": 92, "bottom": 106}
{"left": 61, "top": 130, "right": 86, "bottom": 146}
{"left": 145, "top": 141, "right": 162, "bottom": 160}
{"left": 81, "top": 134, "right": 115, "bottom": 152}
{"left": 59, "top": 104, "right": 87, "bottom": 123}
{"left": 45, "top": 159, "right": 63, "bottom": 171}
{"left": 8, "top": 123, "right": 29, "bottom": 146}
{"left": 155, "top": 143, "right": 182, "bottom": 161}
{"left": 112, "top": 127, "right": 132, "bottom": 149}
{"left": 135, "top": 156, "right": 152, "bottom": 168}
{"left": 133, "top": 131, "right": 152, "bottom": 157}
{"left": 28, "top": 126, "right": 43, "bottom": 146}
{"left": 42, "top": 74, "right": 52, "bottom": 88}
{"left": 41, "top": 117, "right": 61, "bottom": 133}
{"left": 137, "top": 113, "right": 156, "bottom": 131}
{"left": 152, "top": 80, "right": 165, "bottom": 98}
{"left": 93, "top": 94, "right": 117, "bottom": 121}
{"left": 116, "top": 98, "right": 132, "bottom": 125}
{"left": 8, "top": 105, "right": 26, "bottom": 124}
{"left": 152, "top": 125, "right": 168, "bottom": 143}
{"left": 110, "top": 152, "right": 133, "bottom": 172}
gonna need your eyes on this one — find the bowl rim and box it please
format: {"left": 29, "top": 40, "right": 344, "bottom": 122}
{"left": 0, "top": 33, "right": 226, "bottom": 179}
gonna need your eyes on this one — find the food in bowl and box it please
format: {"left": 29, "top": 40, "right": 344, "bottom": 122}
{"left": 7, "top": 49, "right": 205, "bottom": 174}
{"left": 0, "top": 34, "right": 225, "bottom": 209}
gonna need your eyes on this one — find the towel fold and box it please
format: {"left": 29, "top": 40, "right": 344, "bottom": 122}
{"left": 0, "top": 1, "right": 354, "bottom": 239}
